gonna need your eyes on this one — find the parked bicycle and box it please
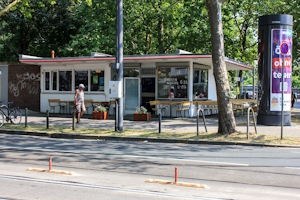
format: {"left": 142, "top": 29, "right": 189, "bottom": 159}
{"left": 0, "top": 101, "right": 22, "bottom": 127}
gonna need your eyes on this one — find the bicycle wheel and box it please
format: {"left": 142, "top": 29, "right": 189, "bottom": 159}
{"left": 0, "top": 111, "right": 4, "bottom": 127}
{"left": 10, "top": 108, "right": 22, "bottom": 124}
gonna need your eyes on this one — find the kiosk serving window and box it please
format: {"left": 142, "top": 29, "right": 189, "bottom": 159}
{"left": 193, "top": 69, "right": 208, "bottom": 99}
{"left": 59, "top": 71, "right": 72, "bottom": 91}
{"left": 157, "top": 66, "right": 188, "bottom": 99}
{"left": 91, "top": 70, "right": 105, "bottom": 92}
{"left": 75, "top": 71, "right": 88, "bottom": 91}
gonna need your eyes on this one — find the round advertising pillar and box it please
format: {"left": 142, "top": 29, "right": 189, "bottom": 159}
{"left": 257, "top": 15, "right": 293, "bottom": 126}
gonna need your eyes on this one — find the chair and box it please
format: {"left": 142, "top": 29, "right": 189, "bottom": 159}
{"left": 84, "top": 99, "right": 93, "bottom": 114}
{"left": 149, "top": 100, "right": 166, "bottom": 117}
{"left": 48, "top": 99, "right": 60, "bottom": 113}
{"left": 176, "top": 101, "right": 191, "bottom": 118}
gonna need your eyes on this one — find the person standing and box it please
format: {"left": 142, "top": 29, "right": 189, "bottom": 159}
{"left": 75, "top": 84, "right": 86, "bottom": 123}
{"left": 291, "top": 91, "right": 295, "bottom": 108}
{"left": 168, "top": 87, "right": 175, "bottom": 99}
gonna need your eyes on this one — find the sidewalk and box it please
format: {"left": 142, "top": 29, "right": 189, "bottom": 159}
{"left": 15, "top": 102, "right": 300, "bottom": 138}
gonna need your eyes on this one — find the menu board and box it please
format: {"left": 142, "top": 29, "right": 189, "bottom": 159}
{"left": 158, "top": 67, "right": 188, "bottom": 98}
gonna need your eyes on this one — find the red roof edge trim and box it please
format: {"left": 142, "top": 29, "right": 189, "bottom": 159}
{"left": 225, "top": 59, "right": 253, "bottom": 70}
{"left": 20, "top": 55, "right": 212, "bottom": 63}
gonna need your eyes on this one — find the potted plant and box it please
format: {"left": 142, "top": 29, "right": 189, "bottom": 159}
{"left": 134, "top": 106, "right": 151, "bottom": 121}
{"left": 92, "top": 105, "right": 109, "bottom": 120}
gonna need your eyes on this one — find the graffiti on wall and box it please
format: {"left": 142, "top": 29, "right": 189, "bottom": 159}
{"left": 8, "top": 72, "right": 40, "bottom": 97}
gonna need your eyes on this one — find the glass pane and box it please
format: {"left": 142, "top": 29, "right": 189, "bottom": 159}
{"left": 111, "top": 68, "right": 139, "bottom": 80}
{"left": 193, "top": 69, "right": 208, "bottom": 99}
{"left": 52, "top": 71, "right": 57, "bottom": 90}
{"left": 75, "top": 71, "right": 88, "bottom": 91}
{"left": 45, "top": 72, "right": 50, "bottom": 90}
{"left": 125, "top": 79, "right": 139, "bottom": 110}
{"left": 59, "top": 71, "right": 72, "bottom": 91}
{"left": 91, "top": 70, "right": 104, "bottom": 91}
{"left": 124, "top": 68, "right": 139, "bottom": 77}
{"left": 157, "top": 67, "right": 188, "bottom": 99}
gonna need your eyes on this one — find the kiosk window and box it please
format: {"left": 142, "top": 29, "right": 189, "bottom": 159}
{"left": 75, "top": 71, "right": 88, "bottom": 91}
{"left": 193, "top": 69, "right": 208, "bottom": 99}
{"left": 59, "top": 71, "right": 72, "bottom": 91}
{"left": 45, "top": 72, "right": 50, "bottom": 91}
{"left": 52, "top": 71, "right": 57, "bottom": 90}
{"left": 157, "top": 67, "right": 188, "bottom": 99}
{"left": 91, "top": 70, "right": 104, "bottom": 91}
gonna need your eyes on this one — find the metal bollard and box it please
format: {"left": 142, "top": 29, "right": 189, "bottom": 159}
{"left": 72, "top": 110, "right": 75, "bottom": 130}
{"left": 49, "top": 156, "right": 52, "bottom": 171}
{"left": 197, "top": 103, "right": 199, "bottom": 136}
{"left": 25, "top": 108, "right": 28, "bottom": 128}
{"left": 175, "top": 167, "right": 178, "bottom": 182}
{"left": 159, "top": 113, "right": 161, "bottom": 134}
{"left": 46, "top": 110, "right": 49, "bottom": 129}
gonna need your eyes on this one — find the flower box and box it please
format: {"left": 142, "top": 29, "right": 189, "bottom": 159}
{"left": 134, "top": 113, "right": 151, "bottom": 121}
{"left": 92, "top": 112, "right": 109, "bottom": 120}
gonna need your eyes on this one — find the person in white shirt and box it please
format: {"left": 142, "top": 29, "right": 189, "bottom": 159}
{"left": 75, "top": 84, "right": 86, "bottom": 123}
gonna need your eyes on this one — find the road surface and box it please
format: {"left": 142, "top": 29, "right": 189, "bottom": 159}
{"left": 0, "top": 133, "right": 299, "bottom": 200}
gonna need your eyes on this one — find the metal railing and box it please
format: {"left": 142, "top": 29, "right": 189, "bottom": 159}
{"left": 247, "top": 107, "right": 257, "bottom": 139}
{"left": 196, "top": 102, "right": 208, "bottom": 135}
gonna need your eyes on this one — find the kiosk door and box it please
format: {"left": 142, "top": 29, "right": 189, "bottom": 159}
{"left": 124, "top": 77, "right": 140, "bottom": 114}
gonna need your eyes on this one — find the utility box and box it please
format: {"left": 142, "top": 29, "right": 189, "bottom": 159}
{"left": 109, "top": 81, "right": 122, "bottom": 99}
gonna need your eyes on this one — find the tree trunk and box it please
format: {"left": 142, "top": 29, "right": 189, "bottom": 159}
{"left": 206, "top": 0, "right": 237, "bottom": 134}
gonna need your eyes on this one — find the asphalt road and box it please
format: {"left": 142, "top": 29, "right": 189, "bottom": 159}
{"left": 0, "top": 133, "right": 299, "bottom": 200}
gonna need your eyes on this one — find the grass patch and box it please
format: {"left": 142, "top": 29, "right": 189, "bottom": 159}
{"left": 1, "top": 123, "right": 300, "bottom": 145}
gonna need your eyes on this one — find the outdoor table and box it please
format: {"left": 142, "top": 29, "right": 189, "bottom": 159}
{"left": 159, "top": 101, "right": 182, "bottom": 118}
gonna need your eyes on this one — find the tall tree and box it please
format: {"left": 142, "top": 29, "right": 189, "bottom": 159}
{"left": 0, "top": 0, "right": 81, "bottom": 61}
{"left": 206, "top": 0, "right": 236, "bottom": 134}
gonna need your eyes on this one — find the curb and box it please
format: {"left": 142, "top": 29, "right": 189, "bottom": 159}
{"left": 0, "top": 129, "right": 299, "bottom": 148}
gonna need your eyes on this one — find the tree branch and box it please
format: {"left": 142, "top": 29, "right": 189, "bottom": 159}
{"left": 0, "top": 0, "right": 22, "bottom": 17}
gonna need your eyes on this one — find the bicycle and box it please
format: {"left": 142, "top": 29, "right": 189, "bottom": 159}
{"left": 0, "top": 101, "right": 22, "bottom": 128}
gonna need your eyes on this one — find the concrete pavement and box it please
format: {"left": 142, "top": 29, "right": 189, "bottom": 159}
{"left": 13, "top": 101, "right": 300, "bottom": 138}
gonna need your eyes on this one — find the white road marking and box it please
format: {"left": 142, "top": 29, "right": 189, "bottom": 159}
{"left": 124, "top": 155, "right": 249, "bottom": 166}
{"left": 285, "top": 167, "right": 300, "bottom": 170}
{"left": 0, "top": 174, "right": 219, "bottom": 200}
{"left": 0, "top": 146, "right": 249, "bottom": 166}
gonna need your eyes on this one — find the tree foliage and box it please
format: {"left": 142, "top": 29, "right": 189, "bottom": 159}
{"left": 1, "top": 0, "right": 300, "bottom": 87}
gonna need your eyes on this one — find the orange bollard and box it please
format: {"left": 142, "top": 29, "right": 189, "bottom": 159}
{"left": 175, "top": 167, "right": 178, "bottom": 182}
{"left": 49, "top": 156, "right": 52, "bottom": 171}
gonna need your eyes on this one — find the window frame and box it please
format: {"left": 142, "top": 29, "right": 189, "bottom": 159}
{"left": 58, "top": 70, "right": 73, "bottom": 93}
{"left": 74, "top": 70, "right": 89, "bottom": 92}
{"left": 90, "top": 69, "right": 105, "bottom": 93}
{"left": 193, "top": 66, "right": 209, "bottom": 100}
{"left": 43, "top": 70, "right": 59, "bottom": 93}
{"left": 42, "top": 66, "right": 107, "bottom": 94}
